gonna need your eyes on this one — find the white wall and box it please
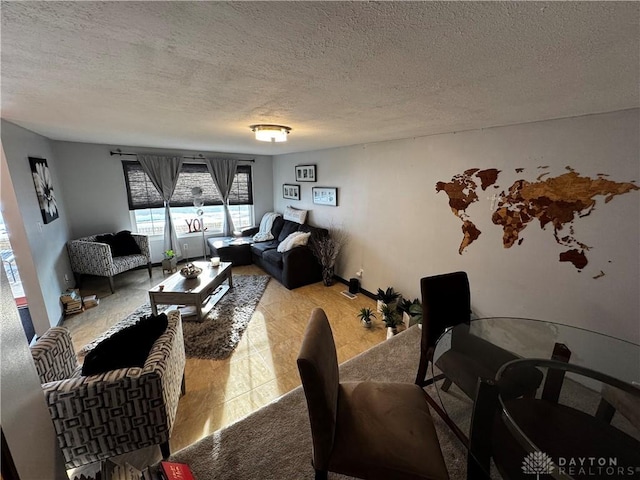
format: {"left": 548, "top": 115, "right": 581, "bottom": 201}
{"left": 1, "top": 121, "right": 74, "bottom": 333}
{"left": 0, "top": 267, "right": 68, "bottom": 479}
{"left": 52, "top": 142, "right": 274, "bottom": 262}
{"left": 273, "top": 109, "right": 640, "bottom": 342}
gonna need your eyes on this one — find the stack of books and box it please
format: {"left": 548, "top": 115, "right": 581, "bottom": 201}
{"left": 82, "top": 294, "right": 99, "bottom": 309}
{"left": 60, "top": 289, "right": 83, "bottom": 316}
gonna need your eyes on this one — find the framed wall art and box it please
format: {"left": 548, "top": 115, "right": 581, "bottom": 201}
{"left": 283, "top": 184, "right": 301, "bottom": 200}
{"left": 295, "top": 164, "right": 317, "bottom": 182}
{"left": 29, "top": 157, "right": 59, "bottom": 224}
{"left": 312, "top": 187, "right": 338, "bottom": 206}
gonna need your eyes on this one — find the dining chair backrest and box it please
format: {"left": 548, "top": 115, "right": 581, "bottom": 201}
{"left": 297, "top": 308, "right": 340, "bottom": 472}
{"left": 421, "top": 271, "right": 471, "bottom": 349}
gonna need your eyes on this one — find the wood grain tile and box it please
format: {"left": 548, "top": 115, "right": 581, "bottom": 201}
{"left": 65, "top": 264, "right": 386, "bottom": 454}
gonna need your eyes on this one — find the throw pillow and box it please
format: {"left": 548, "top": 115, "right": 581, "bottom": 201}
{"left": 95, "top": 231, "right": 141, "bottom": 257}
{"left": 277, "top": 231, "right": 311, "bottom": 253}
{"left": 288, "top": 231, "right": 311, "bottom": 250}
{"left": 112, "top": 230, "right": 142, "bottom": 256}
{"left": 96, "top": 233, "right": 115, "bottom": 249}
{"left": 81, "top": 313, "right": 168, "bottom": 376}
{"left": 283, "top": 206, "right": 308, "bottom": 224}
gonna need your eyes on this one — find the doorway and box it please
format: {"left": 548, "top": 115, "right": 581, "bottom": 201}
{"left": 0, "top": 211, "right": 34, "bottom": 343}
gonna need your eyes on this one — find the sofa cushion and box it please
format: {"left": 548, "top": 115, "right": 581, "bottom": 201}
{"left": 263, "top": 249, "right": 284, "bottom": 267}
{"left": 299, "top": 224, "right": 329, "bottom": 242}
{"left": 81, "top": 313, "right": 168, "bottom": 376}
{"left": 271, "top": 216, "right": 285, "bottom": 239}
{"left": 251, "top": 240, "right": 278, "bottom": 258}
{"left": 278, "top": 220, "right": 301, "bottom": 243}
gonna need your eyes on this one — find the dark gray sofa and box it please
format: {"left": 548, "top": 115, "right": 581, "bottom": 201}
{"left": 209, "top": 216, "right": 328, "bottom": 289}
{"left": 251, "top": 216, "right": 328, "bottom": 289}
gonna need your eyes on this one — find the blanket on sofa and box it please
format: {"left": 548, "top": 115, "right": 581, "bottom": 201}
{"left": 253, "top": 212, "right": 281, "bottom": 242}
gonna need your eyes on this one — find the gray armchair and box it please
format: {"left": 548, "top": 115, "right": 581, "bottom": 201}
{"left": 67, "top": 233, "right": 152, "bottom": 293}
{"left": 30, "top": 310, "right": 186, "bottom": 468}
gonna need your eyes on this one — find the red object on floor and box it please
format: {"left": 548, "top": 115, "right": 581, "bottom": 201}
{"left": 14, "top": 296, "right": 27, "bottom": 308}
{"left": 161, "top": 462, "right": 195, "bottom": 480}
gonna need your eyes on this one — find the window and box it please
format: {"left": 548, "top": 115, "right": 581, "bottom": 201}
{"left": 123, "top": 162, "right": 254, "bottom": 236}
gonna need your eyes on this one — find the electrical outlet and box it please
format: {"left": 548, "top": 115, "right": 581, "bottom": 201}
{"left": 64, "top": 274, "right": 69, "bottom": 282}
{"left": 356, "top": 269, "right": 363, "bottom": 278}
{"left": 183, "top": 244, "right": 188, "bottom": 251}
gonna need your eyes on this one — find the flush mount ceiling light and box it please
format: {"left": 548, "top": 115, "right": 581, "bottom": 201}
{"left": 250, "top": 124, "right": 291, "bottom": 142}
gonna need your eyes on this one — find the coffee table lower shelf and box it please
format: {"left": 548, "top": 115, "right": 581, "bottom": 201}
{"left": 171, "top": 284, "right": 230, "bottom": 321}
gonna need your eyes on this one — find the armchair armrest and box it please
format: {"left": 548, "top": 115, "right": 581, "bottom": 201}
{"left": 281, "top": 245, "right": 322, "bottom": 289}
{"left": 31, "top": 327, "right": 77, "bottom": 383}
{"left": 132, "top": 234, "right": 151, "bottom": 261}
{"left": 67, "top": 239, "right": 115, "bottom": 276}
{"left": 240, "top": 226, "right": 259, "bottom": 237}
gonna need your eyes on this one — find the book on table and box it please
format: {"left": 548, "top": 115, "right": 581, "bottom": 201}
{"left": 160, "top": 461, "right": 195, "bottom": 480}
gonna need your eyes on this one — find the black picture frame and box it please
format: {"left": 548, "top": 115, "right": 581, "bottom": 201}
{"left": 312, "top": 187, "right": 338, "bottom": 206}
{"left": 29, "top": 157, "right": 59, "bottom": 224}
{"left": 283, "top": 184, "right": 301, "bottom": 200}
{"left": 295, "top": 164, "right": 317, "bottom": 182}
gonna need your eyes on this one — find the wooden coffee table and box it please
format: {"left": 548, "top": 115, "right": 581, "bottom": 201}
{"left": 149, "top": 261, "right": 233, "bottom": 322}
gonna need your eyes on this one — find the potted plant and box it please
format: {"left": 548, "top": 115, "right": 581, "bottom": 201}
{"left": 381, "top": 304, "right": 401, "bottom": 339}
{"left": 376, "top": 287, "right": 401, "bottom": 313}
{"left": 408, "top": 301, "right": 423, "bottom": 329}
{"left": 357, "top": 307, "right": 376, "bottom": 329}
{"left": 399, "top": 298, "right": 422, "bottom": 328}
{"left": 162, "top": 249, "right": 177, "bottom": 273}
{"left": 309, "top": 226, "right": 348, "bottom": 286}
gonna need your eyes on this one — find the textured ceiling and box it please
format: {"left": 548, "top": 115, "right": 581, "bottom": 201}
{"left": 1, "top": 2, "right": 638, "bottom": 155}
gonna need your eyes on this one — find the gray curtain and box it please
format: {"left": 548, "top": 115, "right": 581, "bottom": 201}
{"left": 137, "top": 155, "right": 184, "bottom": 257}
{"left": 205, "top": 158, "right": 239, "bottom": 237}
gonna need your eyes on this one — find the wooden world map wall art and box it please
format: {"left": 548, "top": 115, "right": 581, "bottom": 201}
{"left": 436, "top": 166, "right": 639, "bottom": 278}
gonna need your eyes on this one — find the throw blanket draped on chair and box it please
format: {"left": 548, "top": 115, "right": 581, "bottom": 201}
{"left": 253, "top": 212, "right": 281, "bottom": 242}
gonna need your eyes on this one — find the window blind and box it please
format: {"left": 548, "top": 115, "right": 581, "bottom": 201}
{"left": 122, "top": 162, "right": 253, "bottom": 210}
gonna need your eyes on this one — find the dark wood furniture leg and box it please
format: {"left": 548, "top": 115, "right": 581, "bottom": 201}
{"left": 467, "top": 379, "right": 499, "bottom": 480}
{"left": 160, "top": 441, "right": 170, "bottom": 459}
{"left": 441, "top": 377, "right": 453, "bottom": 391}
{"left": 314, "top": 470, "right": 328, "bottom": 480}
{"left": 147, "top": 261, "right": 152, "bottom": 277}
{"left": 541, "top": 342, "right": 571, "bottom": 403}
{"left": 595, "top": 398, "right": 616, "bottom": 423}
{"left": 108, "top": 276, "right": 115, "bottom": 294}
{"left": 181, "top": 373, "right": 186, "bottom": 396}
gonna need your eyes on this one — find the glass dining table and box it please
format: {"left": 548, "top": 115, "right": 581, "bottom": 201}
{"left": 429, "top": 317, "right": 640, "bottom": 480}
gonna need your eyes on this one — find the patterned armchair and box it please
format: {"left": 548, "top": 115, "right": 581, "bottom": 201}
{"left": 67, "top": 233, "right": 152, "bottom": 293}
{"left": 30, "top": 310, "right": 186, "bottom": 468}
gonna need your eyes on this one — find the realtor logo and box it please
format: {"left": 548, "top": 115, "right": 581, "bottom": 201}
{"left": 522, "top": 451, "right": 555, "bottom": 479}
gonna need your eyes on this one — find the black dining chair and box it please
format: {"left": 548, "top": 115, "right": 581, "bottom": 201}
{"left": 415, "top": 271, "right": 543, "bottom": 402}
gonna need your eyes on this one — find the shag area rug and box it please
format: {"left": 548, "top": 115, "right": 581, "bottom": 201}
{"left": 80, "top": 274, "right": 270, "bottom": 360}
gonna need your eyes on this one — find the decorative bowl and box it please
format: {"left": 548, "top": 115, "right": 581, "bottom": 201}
{"left": 179, "top": 263, "right": 202, "bottom": 279}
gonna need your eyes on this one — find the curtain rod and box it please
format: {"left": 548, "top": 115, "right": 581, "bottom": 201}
{"left": 109, "top": 149, "right": 255, "bottom": 163}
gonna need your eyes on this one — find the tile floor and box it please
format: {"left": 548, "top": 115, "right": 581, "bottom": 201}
{"left": 63, "top": 264, "right": 387, "bottom": 455}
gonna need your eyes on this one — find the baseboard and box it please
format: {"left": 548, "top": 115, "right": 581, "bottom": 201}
{"left": 334, "top": 275, "right": 375, "bottom": 300}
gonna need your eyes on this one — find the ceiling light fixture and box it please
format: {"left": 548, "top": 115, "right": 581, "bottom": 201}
{"left": 250, "top": 124, "right": 291, "bottom": 142}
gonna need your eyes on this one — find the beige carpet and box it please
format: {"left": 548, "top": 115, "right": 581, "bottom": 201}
{"left": 170, "top": 326, "right": 469, "bottom": 479}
